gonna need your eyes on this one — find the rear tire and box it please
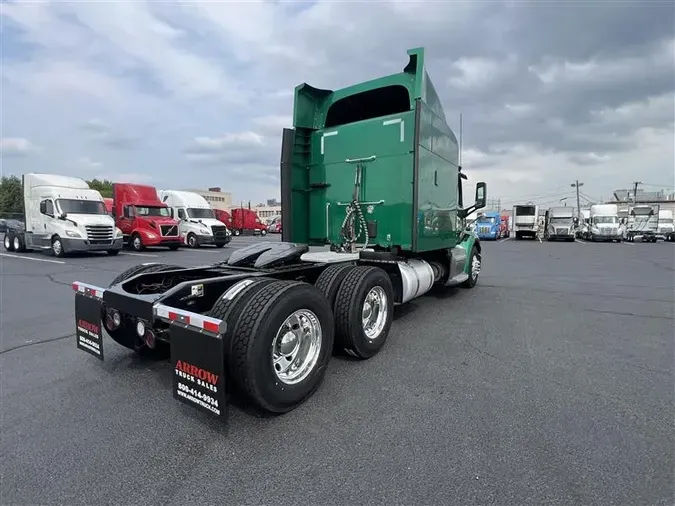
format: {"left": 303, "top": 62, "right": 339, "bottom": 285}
{"left": 228, "top": 280, "right": 334, "bottom": 414}
{"left": 4, "top": 234, "right": 14, "bottom": 251}
{"left": 333, "top": 266, "right": 394, "bottom": 359}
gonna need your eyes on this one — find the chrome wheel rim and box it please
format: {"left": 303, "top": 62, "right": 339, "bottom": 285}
{"left": 13, "top": 237, "right": 20, "bottom": 250}
{"left": 53, "top": 239, "right": 61, "bottom": 255}
{"left": 4, "top": 236, "right": 10, "bottom": 249}
{"left": 272, "top": 309, "right": 322, "bottom": 385}
{"left": 471, "top": 253, "right": 481, "bottom": 279}
{"left": 133, "top": 236, "right": 141, "bottom": 249}
{"left": 362, "top": 286, "right": 388, "bottom": 340}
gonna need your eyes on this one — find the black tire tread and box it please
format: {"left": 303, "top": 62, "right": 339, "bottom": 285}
{"left": 314, "top": 263, "right": 355, "bottom": 309}
{"left": 229, "top": 280, "right": 329, "bottom": 413}
{"left": 333, "top": 266, "right": 393, "bottom": 358}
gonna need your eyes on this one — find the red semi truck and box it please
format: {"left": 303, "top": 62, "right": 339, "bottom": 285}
{"left": 111, "top": 183, "right": 181, "bottom": 251}
{"left": 215, "top": 207, "right": 267, "bottom": 236}
{"left": 103, "top": 198, "right": 114, "bottom": 214}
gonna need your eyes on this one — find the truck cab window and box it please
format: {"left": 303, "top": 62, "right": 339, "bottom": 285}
{"left": 40, "top": 200, "right": 54, "bottom": 216}
{"left": 123, "top": 205, "right": 133, "bottom": 218}
{"left": 324, "top": 85, "right": 410, "bottom": 128}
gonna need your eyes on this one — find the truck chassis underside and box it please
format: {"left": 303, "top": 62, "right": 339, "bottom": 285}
{"left": 72, "top": 239, "right": 480, "bottom": 419}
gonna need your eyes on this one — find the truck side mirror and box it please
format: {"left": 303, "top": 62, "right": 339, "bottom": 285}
{"left": 59, "top": 212, "right": 67, "bottom": 220}
{"left": 475, "top": 182, "right": 487, "bottom": 209}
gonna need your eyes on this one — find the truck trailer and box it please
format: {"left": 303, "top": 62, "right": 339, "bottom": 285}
{"left": 3, "top": 173, "right": 123, "bottom": 257}
{"left": 71, "top": 47, "right": 488, "bottom": 419}
{"left": 543, "top": 206, "right": 576, "bottom": 241}
{"left": 625, "top": 204, "right": 660, "bottom": 242}
{"left": 231, "top": 207, "right": 268, "bottom": 236}
{"left": 512, "top": 204, "right": 538, "bottom": 240}
{"left": 587, "top": 204, "right": 621, "bottom": 242}
{"left": 158, "top": 190, "right": 231, "bottom": 248}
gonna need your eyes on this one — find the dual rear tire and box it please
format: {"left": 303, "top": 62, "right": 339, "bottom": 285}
{"left": 208, "top": 264, "right": 396, "bottom": 414}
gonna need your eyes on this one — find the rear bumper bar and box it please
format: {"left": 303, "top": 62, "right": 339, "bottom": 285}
{"left": 72, "top": 281, "right": 228, "bottom": 419}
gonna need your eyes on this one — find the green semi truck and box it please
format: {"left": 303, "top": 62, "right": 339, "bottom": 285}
{"left": 71, "top": 47, "right": 487, "bottom": 419}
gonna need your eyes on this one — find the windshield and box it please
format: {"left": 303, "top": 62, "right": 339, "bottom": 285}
{"left": 632, "top": 209, "right": 653, "bottom": 216}
{"left": 56, "top": 199, "right": 106, "bottom": 215}
{"left": 516, "top": 206, "right": 536, "bottom": 216}
{"left": 187, "top": 208, "right": 215, "bottom": 219}
{"left": 593, "top": 216, "right": 618, "bottom": 224}
{"left": 550, "top": 217, "right": 571, "bottom": 224}
{"left": 135, "top": 206, "right": 171, "bottom": 217}
{"left": 478, "top": 217, "right": 498, "bottom": 224}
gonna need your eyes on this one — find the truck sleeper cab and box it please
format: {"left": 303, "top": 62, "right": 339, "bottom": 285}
{"left": 71, "top": 47, "right": 488, "bottom": 422}
{"left": 112, "top": 183, "right": 181, "bottom": 251}
{"left": 3, "top": 173, "right": 123, "bottom": 257}
{"left": 158, "top": 190, "right": 231, "bottom": 248}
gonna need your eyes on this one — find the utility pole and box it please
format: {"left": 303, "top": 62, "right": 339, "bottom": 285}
{"left": 571, "top": 180, "right": 583, "bottom": 216}
{"left": 632, "top": 181, "right": 642, "bottom": 203}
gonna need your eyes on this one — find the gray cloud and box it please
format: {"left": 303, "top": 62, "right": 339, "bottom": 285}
{"left": 80, "top": 118, "right": 140, "bottom": 150}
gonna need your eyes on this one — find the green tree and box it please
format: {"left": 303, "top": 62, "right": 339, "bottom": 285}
{"left": 86, "top": 178, "right": 114, "bottom": 198}
{"left": 0, "top": 175, "right": 24, "bottom": 216}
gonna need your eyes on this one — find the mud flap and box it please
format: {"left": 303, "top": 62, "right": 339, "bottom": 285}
{"left": 75, "top": 292, "right": 105, "bottom": 360}
{"left": 170, "top": 323, "right": 227, "bottom": 419}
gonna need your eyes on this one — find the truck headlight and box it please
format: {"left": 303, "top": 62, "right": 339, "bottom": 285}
{"left": 114, "top": 227, "right": 123, "bottom": 238}
{"left": 147, "top": 232, "right": 157, "bottom": 239}
{"left": 65, "top": 229, "right": 82, "bottom": 238}
{"left": 202, "top": 226, "right": 212, "bottom": 235}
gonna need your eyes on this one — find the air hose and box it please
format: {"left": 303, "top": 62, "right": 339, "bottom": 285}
{"left": 340, "top": 199, "right": 369, "bottom": 252}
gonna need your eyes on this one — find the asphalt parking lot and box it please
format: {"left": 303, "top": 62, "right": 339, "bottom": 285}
{"left": 1, "top": 235, "right": 673, "bottom": 506}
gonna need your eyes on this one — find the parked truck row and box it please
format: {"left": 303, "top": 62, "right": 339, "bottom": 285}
{"left": 485, "top": 202, "right": 674, "bottom": 243}
{"left": 2, "top": 176, "right": 255, "bottom": 256}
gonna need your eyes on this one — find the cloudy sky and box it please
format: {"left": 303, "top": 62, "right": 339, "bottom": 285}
{"left": 1, "top": 0, "right": 673, "bottom": 207}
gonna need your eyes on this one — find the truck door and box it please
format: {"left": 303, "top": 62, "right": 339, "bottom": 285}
{"left": 37, "top": 199, "right": 55, "bottom": 247}
{"left": 118, "top": 205, "right": 135, "bottom": 237}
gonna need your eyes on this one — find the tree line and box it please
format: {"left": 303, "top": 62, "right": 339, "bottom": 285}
{"left": 0, "top": 176, "right": 114, "bottom": 216}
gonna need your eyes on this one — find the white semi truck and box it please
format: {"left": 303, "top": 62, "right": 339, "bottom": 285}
{"left": 543, "top": 206, "right": 576, "bottom": 241}
{"left": 587, "top": 204, "right": 621, "bottom": 242}
{"left": 2, "top": 173, "right": 123, "bottom": 257}
{"left": 656, "top": 209, "right": 674, "bottom": 241}
{"left": 158, "top": 190, "right": 231, "bottom": 248}
{"left": 512, "top": 204, "right": 539, "bottom": 240}
{"left": 626, "top": 204, "right": 660, "bottom": 242}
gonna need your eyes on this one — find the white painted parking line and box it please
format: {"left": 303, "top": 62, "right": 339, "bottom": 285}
{"left": 498, "top": 237, "right": 511, "bottom": 243}
{"left": 575, "top": 239, "right": 587, "bottom": 245}
{"left": 0, "top": 253, "right": 66, "bottom": 264}
{"left": 120, "top": 252, "right": 159, "bottom": 258}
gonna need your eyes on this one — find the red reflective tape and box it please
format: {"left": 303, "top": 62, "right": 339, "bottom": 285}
{"left": 72, "top": 282, "right": 79, "bottom": 291}
{"left": 203, "top": 320, "right": 219, "bottom": 333}
{"left": 168, "top": 311, "right": 178, "bottom": 321}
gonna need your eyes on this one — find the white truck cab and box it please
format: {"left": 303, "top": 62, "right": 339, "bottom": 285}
{"left": 657, "top": 209, "right": 674, "bottom": 240}
{"left": 158, "top": 190, "right": 231, "bottom": 248}
{"left": 7, "top": 173, "right": 123, "bottom": 257}
{"left": 588, "top": 204, "right": 621, "bottom": 242}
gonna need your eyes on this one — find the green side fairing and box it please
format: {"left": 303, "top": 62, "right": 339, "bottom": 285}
{"left": 285, "top": 48, "right": 462, "bottom": 253}
{"left": 456, "top": 232, "right": 481, "bottom": 274}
